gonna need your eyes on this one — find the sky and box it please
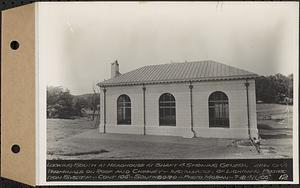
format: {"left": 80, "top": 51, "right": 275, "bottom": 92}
{"left": 38, "top": 2, "right": 299, "bottom": 95}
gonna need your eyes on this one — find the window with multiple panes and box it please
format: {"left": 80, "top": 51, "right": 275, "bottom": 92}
{"left": 116, "top": 91, "right": 230, "bottom": 128}
{"left": 208, "top": 91, "right": 229, "bottom": 128}
{"left": 159, "top": 93, "right": 176, "bottom": 126}
{"left": 117, "top": 94, "right": 131, "bottom": 125}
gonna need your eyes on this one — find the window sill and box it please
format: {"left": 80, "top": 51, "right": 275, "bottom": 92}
{"left": 209, "top": 126, "right": 230, "bottom": 128}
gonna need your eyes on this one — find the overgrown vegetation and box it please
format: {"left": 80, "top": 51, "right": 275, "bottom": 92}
{"left": 255, "top": 73, "right": 293, "bottom": 104}
{"left": 47, "top": 86, "right": 100, "bottom": 119}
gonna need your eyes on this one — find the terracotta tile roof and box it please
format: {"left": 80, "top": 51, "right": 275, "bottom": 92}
{"left": 98, "top": 60, "right": 258, "bottom": 87}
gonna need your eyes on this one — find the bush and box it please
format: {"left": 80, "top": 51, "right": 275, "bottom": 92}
{"left": 47, "top": 86, "right": 78, "bottom": 119}
{"left": 47, "top": 86, "right": 100, "bottom": 119}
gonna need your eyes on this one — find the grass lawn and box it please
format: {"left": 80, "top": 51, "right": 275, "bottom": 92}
{"left": 47, "top": 118, "right": 97, "bottom": 156}
{"left": 47, "top": 104, "right": 293, "bottom": 159}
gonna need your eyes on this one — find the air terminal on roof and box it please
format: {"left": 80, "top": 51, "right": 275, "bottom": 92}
{"left": 97, "top": 60, "right": 258, "bottom": 139}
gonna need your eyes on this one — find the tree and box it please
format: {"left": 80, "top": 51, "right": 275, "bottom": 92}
{"left": 255, "top": 76, "right": 276, "bottom": 103}
{"left": 91, "top": 87, "right": 100, "bottom": 120}
{"left": 255, "top": 73, "right": 293, "bottom": 104}
{"left": 47, "top": 86, "right": 76, "bottom": 119}
{"left": 73, "top": 97, "right": 89, "bottom": 117}
{"left": 288, "top": 74, "right": 293, "bottom": 99}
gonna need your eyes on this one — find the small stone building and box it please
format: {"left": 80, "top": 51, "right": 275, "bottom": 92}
{"left": 97, "top": 60, "right": 259, "bottom": 139}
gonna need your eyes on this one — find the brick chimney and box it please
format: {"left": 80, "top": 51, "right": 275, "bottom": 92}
{"left": 111, "top": 60, "right": 120, "bottom": 78}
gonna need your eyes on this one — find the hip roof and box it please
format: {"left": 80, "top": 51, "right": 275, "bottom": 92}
{"left": 98, "top": 60, "right": 258, "bottom": 87}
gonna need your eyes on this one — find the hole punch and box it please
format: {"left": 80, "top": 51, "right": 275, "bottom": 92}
{"left": 10, "top": 40, "right": 20, "bottom": 50}
{"left": 11, "top": 144, "right": 20, "bottom": 154}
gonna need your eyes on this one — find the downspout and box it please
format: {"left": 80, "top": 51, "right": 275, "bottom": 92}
{"left": 189, "top": 81, "right": 196, "bottom": 137}
{"left": 245, "top": 80, "right": 260, "bottom": 153}
{"left": 103, "top": 87, "right": 107, "bottom": 134}
{"left": 142, "top": 84, "right": 146, "bottom": 135}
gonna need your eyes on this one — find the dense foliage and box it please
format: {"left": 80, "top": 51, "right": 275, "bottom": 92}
{"left": 47, "top": 86, "right": 100, "bottom": 119}
{"left": 255, "top": 73, "right": 293, "bottom": 104}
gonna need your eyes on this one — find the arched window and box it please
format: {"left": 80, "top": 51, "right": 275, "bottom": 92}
{"left": 117, "top": 94, "right": 131, "bottom": 124}
{"left": 208, "top": 91, "right": 229, "bottom": 128}
{"left": 159, "top": 93, "right": 176, "bottom": 126}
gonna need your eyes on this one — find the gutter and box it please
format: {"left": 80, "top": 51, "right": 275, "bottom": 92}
{"left": 103, "top": 88, "right": 107, "bottom": 134}
{"left": 189, "top": 81, "right": 196, "bottom": 137}
{"left": 142, "top": 85, "right": 146, "bottom": 135}
{"left": 245, "top": 80, "right": 260, "bottom": 153}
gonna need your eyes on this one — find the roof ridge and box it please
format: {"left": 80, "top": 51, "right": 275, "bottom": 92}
{"left": 142, "top": 60, "right": 217, "bottom": 67}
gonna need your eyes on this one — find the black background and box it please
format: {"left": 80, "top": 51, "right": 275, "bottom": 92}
{"left": 46, "top": 159, "right": 293, "bottom": 181}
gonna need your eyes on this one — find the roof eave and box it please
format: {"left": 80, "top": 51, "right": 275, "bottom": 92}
{"left": 97, "top": 74, "right": 259, "bottom": 87}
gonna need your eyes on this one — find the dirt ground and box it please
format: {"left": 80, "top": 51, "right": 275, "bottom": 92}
{"left": 47, "top": 104, "right": 293, "bottom": 160}
{"left": 256, "top": 104, "right": 293, "bottom": 158}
